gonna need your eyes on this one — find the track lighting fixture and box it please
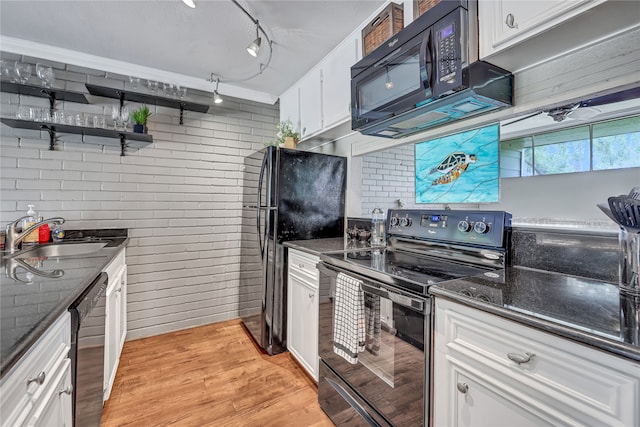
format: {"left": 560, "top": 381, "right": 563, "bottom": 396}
{"left": 182, "top": 0, "right": 196, "bottom": 8}
{"left": 208, "top": 0, "right": 274, "bottom": 86}
{"left": 247, "top": 21, "right": 262, "bottom": 57}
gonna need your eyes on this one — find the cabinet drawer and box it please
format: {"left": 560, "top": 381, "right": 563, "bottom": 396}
{"left": 288, "top": 249, "right": 319, "bottom": 283}
{"left": 1, "top": 312, "right": 71, "bottom": 427}
{"left": 435, "top": 299, "right": 640, "bottom": 426}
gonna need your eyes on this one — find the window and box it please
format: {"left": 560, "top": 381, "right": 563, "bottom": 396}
{"left": 500, "top": 115, "right": 640, "bottom": 178}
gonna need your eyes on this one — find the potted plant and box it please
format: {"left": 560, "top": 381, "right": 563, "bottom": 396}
{"left": 131, "top": 105, "right": 152, "bottom": 134}
{"left": 266, "top": 119, "right": 300, "bottom": 147}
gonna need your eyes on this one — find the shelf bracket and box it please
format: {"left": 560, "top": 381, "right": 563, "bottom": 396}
{"left": 116, "top": 91, "right": 125, "bottom": 109}
{"left": 179, "top": 104, "right": 185, "bottom": 125}
{"left": 40, "top": 89, "right": 57, "bottom": 110}
{"left": 119, "top": 134, "right": 127, "bottom": 156}
{"left": 41, "top": 125, "right": 56, "bottom": 151}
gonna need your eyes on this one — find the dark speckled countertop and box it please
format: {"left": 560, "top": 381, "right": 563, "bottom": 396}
{"left": 284, "top": 237, "right": 369, "bottom": 256}
{"left": 0, "top": 229, "right": 128, "bottom": 378}
{"left": 429, "top": 267, "right": 640, "bottom": 362}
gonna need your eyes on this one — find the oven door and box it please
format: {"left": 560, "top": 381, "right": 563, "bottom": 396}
{"left": 318, "top": 262, "right": 429, "bottom": 427}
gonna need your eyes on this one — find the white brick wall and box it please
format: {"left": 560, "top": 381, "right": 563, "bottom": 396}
{"left": 0, "top": 53, "right": 278, "bottom": 340}
{"left": 360, "top": 144, "right": 418, "bottom": 216}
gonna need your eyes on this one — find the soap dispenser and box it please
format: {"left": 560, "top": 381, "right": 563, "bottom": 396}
{"left": 22, "top": 204, "right": 39, "bottom": 246}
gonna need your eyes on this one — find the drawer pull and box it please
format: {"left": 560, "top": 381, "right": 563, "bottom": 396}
{"left": 507, "top": 352, "right": 535, "bottom": 364}
{"left": 505, "top": 13, "right": 518, "bottom": 29}
{"left": 58, "top": 384, "right": 73, "bottom": 395}
{"left": 456, "top": 382, "right": 468, "bottom": 394}
{"left": 27, "top": 371, "right": 46, "bottom": 387}
{"left": 299, "top": 263, "right": 304, "bottom": 269}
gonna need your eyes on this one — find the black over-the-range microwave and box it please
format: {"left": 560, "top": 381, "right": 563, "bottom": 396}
{"left": 351, "top": 0, "right": 513, "bottom": 139}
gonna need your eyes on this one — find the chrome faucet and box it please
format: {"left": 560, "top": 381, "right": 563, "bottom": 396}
{"left": 5, "top": 216, "right": 65, "bottom": 253}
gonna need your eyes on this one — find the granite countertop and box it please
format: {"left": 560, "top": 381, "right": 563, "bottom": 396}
{"left": 0, "top": 229, "right": 128, "bottom": 378}
{"left": 429, "top": 266, "right": 640, "bottom": 362}
{"left": 284, "top": 237, "right": 370, "bottom": 256}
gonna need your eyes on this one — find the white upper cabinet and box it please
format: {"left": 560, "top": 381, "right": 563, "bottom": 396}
{"left": 322, "top": 33, "right": 360, "bottom": 130}
{"left": 279, "top": 85, "right": 299, "bottom": 130}
{"left": 299, "top": 67, "right": 323, "bottom": 139}
{"left": 478, "top": 0, "right": 640, "bottom": 71}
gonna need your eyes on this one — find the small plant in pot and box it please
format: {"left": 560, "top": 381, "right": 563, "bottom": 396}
{"left": 265, "top": 119, "right": 300, "bottom": 147}
{"left": 132, "top": 105, "right": 152, "bottom": 134}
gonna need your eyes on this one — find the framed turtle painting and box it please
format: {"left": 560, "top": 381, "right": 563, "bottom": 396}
{"left": 415, "top": 123, "right": 500, "bottom": 203}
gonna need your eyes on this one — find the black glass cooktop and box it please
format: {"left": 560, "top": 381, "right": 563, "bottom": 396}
{"left": 322, "top": 247, "right": 492, "bottom": 296}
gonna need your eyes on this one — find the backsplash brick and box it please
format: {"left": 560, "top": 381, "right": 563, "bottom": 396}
{"left": 360, "top": 144, "right": 418, "bottom": 216}
{"left": 0, "top": 53, "right": 278, "bottom": 341}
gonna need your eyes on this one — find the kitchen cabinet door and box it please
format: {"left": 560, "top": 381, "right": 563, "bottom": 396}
{"left": 478, "top": 0, "right": 603, "bottom": 60}
{"left": 28, "top": 358, "right": 72, "bottom": 427}
{"left": 279, "top": 85, "right": 299, "bottom": 132}
{"left": 298, "top": 68, "right": 323, "bottom": 139}
{"left": 118, "top": 265, "right": 127, "bottom": 353}
{"left": 288, "top": 274, "right": 319, "bottom": 381}
{"left": 433, "top": 298, "right": 640, "bottom": 427}
{"left": 322, "top": 34, "right": 360, "bottom": 129}
{"left": 103, "top": 248, "right": 126, "bottom": 402}
{"left": 287, "top": 249, "right": 320, "bottom": 381}
{"left": 105, "top": 264, "right": 125, "bottom": 402}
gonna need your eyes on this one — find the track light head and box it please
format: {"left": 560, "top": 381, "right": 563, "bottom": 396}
{"left": 213, "top": 91, "right": 223, "bottom": 104}
{"left": 247, "top": 20, "right": 261, "bottom": 57}
{"left": 182, "top": 0, "right": 196, "bottom": 8}
{"left": 247, "top": 37, "right": 261, "bottom": 57}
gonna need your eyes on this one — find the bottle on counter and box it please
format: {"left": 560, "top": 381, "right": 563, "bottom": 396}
{"left": 21, "top": 204, "right": 39, "bottom": 247}
{"left": 38, "top": 217, "right": 50, "bottom": 244}
{"left": 370, "top": 208, "right": 386, "bottom": 247}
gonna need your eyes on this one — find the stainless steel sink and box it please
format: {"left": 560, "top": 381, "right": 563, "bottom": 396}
{"left": 7, "top": 242, "right": 108, "bottom": 259}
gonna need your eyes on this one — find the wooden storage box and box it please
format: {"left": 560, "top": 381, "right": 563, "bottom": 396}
{"left": 362, "top": 3, "right": 404, "bottom": 57}
{"left": 414, "top": 0, "right": 441, "bottom": 19}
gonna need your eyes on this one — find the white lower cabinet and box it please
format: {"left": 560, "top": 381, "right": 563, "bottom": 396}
{"left": 433, "top": 298, "right": 640, "bottom": 427}
{"left": 287, "top": 249, "right": 320, "bottom": 381}
{"left": 104, "top": 248, "right": 127, "bottom": 402}
{"left": 0, "top": 312, "right": 72, "bottom": 427}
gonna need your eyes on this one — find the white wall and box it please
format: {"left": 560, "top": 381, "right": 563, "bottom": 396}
{"left": 0, "top": 52, "right": 278, "bottom": 340}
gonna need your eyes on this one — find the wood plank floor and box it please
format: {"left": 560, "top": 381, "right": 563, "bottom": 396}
{"left": 101, "top": 319, "right": 334, "bottom": 427}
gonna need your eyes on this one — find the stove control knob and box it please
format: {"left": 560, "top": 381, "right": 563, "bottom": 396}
{"left": 457, "top": 220, "right": 472, "bottom": 233}
{"left": 399, "top": 217, "right": 412, "bottom": 227}
{"left": 390, "top": 216, "right": 399, "bottom": 227}
{"left": 474, "top": 221, "right": 489, "bottom": 234}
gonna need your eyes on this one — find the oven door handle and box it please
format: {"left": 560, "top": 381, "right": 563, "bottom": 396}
{"left": 360, "top": 282, "right": 425, "bottom": 313}
{"left": 325, "top": 377, "right": 382, "bottom": 427}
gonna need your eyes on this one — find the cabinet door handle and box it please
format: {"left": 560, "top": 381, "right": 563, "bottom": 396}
{"left": 507, "top": 352, "right": 535, "bottom": 364}
{"left": 58, "top": 384, "right": 73, "bottom": 395}
{"left": 308, "top": 293, "right": 314, "bottom": 300}
{"left": 27, "top": 371, "right": 46, "bottom": 387}
{"left": 505, "top": 13, "right": 518, "bottom": 29}
{"left": 456, "top": 382, "right": 468, "bottom": 394}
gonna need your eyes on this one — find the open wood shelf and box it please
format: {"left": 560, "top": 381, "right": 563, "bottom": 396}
{"left": 0, "top": 81, "right": 89, "bottom": 106}
{"left": 0, "top": 118, "right": 152, "bottom": 156}
{"left": 85, "top": 84, "right": 210, "bottom": 124}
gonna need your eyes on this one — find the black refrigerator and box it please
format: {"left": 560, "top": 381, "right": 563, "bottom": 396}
{"left": 239, "top": 146, "right": 346, "bottom": 355}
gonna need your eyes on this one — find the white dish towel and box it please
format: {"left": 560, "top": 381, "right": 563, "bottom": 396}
{"left": 333, "top": 272, "right": 365, "bottom": 364}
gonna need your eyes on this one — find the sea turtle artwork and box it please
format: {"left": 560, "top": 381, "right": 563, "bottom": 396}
{"left": 429, "top": 152, "right": 477, "bottom": 185}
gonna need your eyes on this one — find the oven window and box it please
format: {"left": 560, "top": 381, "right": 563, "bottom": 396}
{"left": 319, "top": 271, "right": 426, "bottom": 426}
{"left": 358, "top": 52, "right": 421, "bottom": 115}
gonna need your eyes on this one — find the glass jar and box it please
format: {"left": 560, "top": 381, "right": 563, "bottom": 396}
{"left": 371, "top": 208, "right": 386, "bottom": 247}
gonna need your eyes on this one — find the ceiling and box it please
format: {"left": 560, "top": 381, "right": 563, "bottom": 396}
{"left": 0, "top": 0, "right": 386, "bottom": 104}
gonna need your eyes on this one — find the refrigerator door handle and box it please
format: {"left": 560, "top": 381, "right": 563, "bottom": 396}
{"left": 257, "top": 154, "right": 268, "bottom": 256}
